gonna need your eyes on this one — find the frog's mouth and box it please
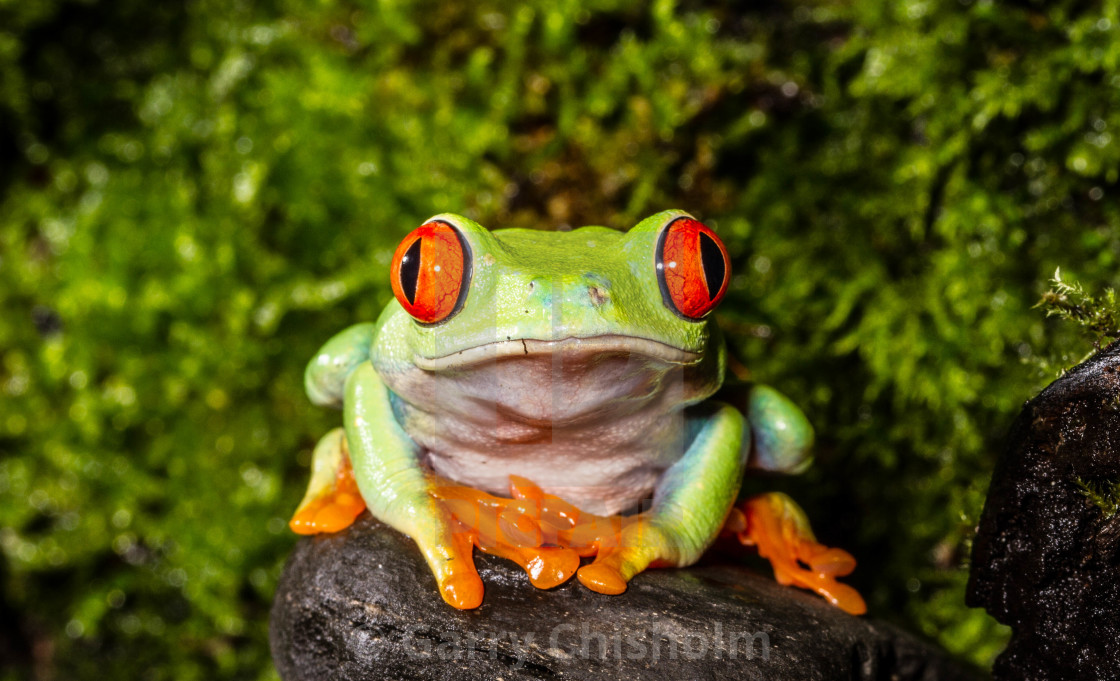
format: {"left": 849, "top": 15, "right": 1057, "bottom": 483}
{"left": 413, "top": 335, "right": 701, "bottom": 371}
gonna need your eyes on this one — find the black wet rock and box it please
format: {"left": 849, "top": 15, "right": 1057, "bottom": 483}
{"left": 968, "top": 341, "right": 1120, "bottom": 680}
{"left": 271, "top": 516, "right": 973, "bottom": 681}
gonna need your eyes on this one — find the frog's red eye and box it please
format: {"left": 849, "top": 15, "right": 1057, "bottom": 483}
{"left": 656, "top": 217, "right": 730, "bottom": 319}
{"left": 390, "top": 221, "right": 471, "bottom": 324}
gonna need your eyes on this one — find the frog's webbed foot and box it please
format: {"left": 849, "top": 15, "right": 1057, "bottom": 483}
{"left": 432, "top": 476, "right": 666, "bottom": 595}
{"left": 432, "top": 477, "right": 581, "bottom": 591}
{"left": 728, "top": 492, "right": 866, "bottom": 615}
{"left": 289, "top": 428, "right": 367, "bottom": 535}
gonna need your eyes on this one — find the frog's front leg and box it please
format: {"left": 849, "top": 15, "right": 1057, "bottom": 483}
{"left": 576, "top": 402, "right": 745, "bottom": 594}
{"left": 305, "top": 323, "right": 377, "bottom": 408}
{"left": 344, "top": 362, "right": 483, "bottom": 609}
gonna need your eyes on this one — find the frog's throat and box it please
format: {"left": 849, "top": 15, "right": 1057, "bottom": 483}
{"left": 413, "top": 335, "right": 701, "bottom": 371}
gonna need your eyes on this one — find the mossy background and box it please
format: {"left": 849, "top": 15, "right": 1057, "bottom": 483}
{"left": 2, "top": 0, "right": 1119, "bottom": 678}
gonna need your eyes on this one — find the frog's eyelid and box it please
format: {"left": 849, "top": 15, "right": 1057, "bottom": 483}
{"left": 425, "top": 213, "right": 484, "bottom": 235}
{"left": 424, "top": 213, "right": 504, "bottom": 252}
{"left": 625, "top": 209, "right": 696, "bottom": 236}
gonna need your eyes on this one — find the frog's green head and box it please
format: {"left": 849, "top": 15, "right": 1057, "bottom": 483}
{"left": 377, "top": 210, "right": 731, "bottom": 371}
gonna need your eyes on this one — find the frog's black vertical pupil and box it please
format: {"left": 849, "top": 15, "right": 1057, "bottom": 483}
{"left": 399, "top": 238, "right": 422, "bottom": 305}
{"left": 698, "top": 231, "right": 725, "bottom": 299}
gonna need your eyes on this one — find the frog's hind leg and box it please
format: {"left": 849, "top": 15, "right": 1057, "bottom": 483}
{"left": 289, "top": 428, "right": 368, "bottom": 535}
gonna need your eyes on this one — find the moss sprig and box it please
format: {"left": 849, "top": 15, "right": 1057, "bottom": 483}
{"left": 1074, "top": 478, "right": 1120, "bottom": 519}
{"left": 1036, "top": 269, "right": 1120, "bottom": 349}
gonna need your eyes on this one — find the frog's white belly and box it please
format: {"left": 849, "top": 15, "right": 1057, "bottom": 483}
{"left": 380, "top": 341, "right": 718, "bottom": 515}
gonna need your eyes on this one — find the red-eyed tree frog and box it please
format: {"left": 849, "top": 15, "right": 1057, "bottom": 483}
{"left": 290, "top": 211, "right": 865, "bottom": 615}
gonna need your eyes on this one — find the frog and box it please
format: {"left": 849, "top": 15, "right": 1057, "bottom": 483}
{"left": 289, "top": 210, "right": 865, "bottom": 615}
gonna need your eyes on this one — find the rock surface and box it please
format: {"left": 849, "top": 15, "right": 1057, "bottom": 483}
{"left": 271, "top": 516, "right": 973, "bottom": 681}
{"left": 968, "top": 341, "right": 1120, "bottom": 680}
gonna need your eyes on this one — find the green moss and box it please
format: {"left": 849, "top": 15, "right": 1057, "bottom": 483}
{"left": 1075, "top": 478, "right": 1120, "bottom": 519}
{"left": 2, "top": 0, "right": 1120, "bottom": 678}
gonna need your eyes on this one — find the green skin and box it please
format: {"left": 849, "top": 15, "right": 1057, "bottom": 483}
{"left": 301, "top": 210, "right": 814, "bottom": 607}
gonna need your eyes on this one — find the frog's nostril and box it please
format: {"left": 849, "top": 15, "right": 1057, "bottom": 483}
{"left": 588, "top": 285, "right": 609, "bottom": 307}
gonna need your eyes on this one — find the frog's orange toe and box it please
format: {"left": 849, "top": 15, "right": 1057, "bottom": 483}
{"left": 804, "top": 546, "right": 858, "bottom": 578}
{"left": 523, "top": 547, "right": 581, "bottom": 589}
{"left": 473, "top": 533, "right": 580, "bottom": 589}
{"left": 818, "top": 581, "right": 867, "bottom": 616}
{"left": 439, "top": 572, "right": 485, "bottom": 610}
{"left": 289, "top": 492, "right": 366, "bottom": 535}
{"left": 288, "top": 509, "right": 318, "bottom": 535}
{"left": 576, "top": 562, "right": 628, "bottom": 595}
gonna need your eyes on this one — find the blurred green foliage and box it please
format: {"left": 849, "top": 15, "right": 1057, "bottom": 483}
{"left": 2, "top": 0, "right": 1119, "bottom": 678}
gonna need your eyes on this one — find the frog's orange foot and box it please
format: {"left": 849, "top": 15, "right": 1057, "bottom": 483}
{"left": 434, "top": 478, "right": 588, "bottom": 590}
{"left": 729, "top": 492, "right": 866, "bottom": 615}
{"left": 289, "top": 452, "right": 367, "bottom": 535}
{"left": 434, "top": 476, "right": 666, "bottom": 597}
